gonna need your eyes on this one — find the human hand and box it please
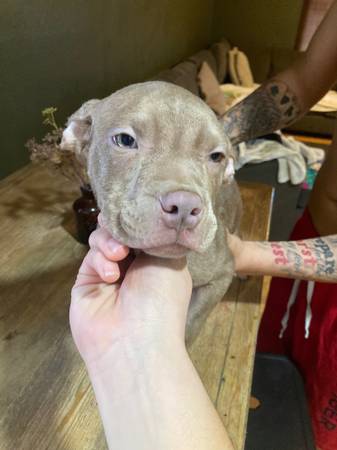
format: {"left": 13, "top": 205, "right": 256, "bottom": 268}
{"left": 226, "top": 231, "right": 246, "bottom": 274}
{"left": 70, "top": 215, "right": 192, "bottom": 370}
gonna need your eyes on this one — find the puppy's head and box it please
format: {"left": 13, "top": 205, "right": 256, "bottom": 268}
{"left": 62, "top": 81, "right": 235, "bottom": 258}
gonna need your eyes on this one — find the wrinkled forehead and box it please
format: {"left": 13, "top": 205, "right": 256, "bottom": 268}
{"left": 94, "top": 87, "right": 229, "bottom": 150}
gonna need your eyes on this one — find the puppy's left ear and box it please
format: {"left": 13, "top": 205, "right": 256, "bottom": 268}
{"left": 222, "top": 135, "right": 236, "bottom": 183}
{"left": 60, "top": 99, "right": 100, "bottom": 160}
{"left": 224, "top": 156, "right": 235, "bottom": 182}
{"left": 222, "top": 156, "right": 235, "bottom": 185}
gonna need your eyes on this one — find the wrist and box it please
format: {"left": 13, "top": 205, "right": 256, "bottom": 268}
{"left": 233, "top": 240, "right": 268, "bottom": 275}
{"left": 87, "top": 335, "right": 189, "bottom": 429}
{"left": 228, "top": 234, "right": 249, "bottom": 273}
{"left": 86, "top": 332, "right": 186, "bottom": 381}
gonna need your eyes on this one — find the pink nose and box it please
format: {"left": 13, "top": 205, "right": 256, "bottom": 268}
{"left": 160, "top": 191, "right": 203, "bottom": 230}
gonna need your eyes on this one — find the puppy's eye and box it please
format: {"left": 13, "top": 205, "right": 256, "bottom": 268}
{"left": 209, "top": 152, "right": 225, "bottom": 163}
{"left": 112, "top": 133, "right": 138, "bottom": 149}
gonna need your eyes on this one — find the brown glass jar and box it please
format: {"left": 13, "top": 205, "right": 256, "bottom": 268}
{"left": 73, "top": 184, "right": 100, "bottom": 244}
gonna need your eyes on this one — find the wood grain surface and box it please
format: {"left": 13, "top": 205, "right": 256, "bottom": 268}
{"left": 0, "top": 164, "right": 273, "bottom": 450}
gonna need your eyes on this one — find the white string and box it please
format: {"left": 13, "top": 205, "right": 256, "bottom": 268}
{"left": 279, "top": 279, "right": 301, "bottom": 339}
{"left": 305, "top": 281, "right": 315, "bottom": 339}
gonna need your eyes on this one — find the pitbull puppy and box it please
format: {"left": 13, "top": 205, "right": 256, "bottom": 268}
{"left": 62, "top": 81, "right": 242, "bottom": 345}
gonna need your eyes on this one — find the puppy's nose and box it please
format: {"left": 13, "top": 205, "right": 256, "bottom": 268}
{"left": 160, "top": 191, "right": 203, "bottom": 230}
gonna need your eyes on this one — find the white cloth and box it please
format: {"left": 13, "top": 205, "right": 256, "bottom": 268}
{"left": 235, "top": 132, "right": 325, "bottom": 185}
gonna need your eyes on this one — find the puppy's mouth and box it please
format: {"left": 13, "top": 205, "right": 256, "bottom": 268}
{"left": 116, "top": 213, "right": 203, "bottom": 257}
{"left": 127, "top": 231, "right": 201, "bottom": 258}
{"left": 97, "top": 206, "right": 215, "bottom": 259}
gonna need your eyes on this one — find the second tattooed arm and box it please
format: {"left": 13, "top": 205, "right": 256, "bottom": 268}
{"left": 228, "top": 234, "right": 337, "bottom": 283}
{"left": 221, "top": 0, "right": 337, "bottom": 145}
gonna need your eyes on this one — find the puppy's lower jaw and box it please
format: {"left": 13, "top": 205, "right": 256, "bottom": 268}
{"left": 143, "top": 243, "right": 189, "bottom": 259}
{"left": 115, "top": 221, "right": 205, "bottom": 257}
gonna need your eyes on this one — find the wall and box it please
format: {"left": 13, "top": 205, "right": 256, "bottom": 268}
{"left": 212, "top": 0, "right": 303, "bottom": 51}
{"left": 1, "top": 0, "right": 215, "bottom": 179}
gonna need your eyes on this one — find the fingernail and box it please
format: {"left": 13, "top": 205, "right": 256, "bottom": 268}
{"left": 104, "top": 271, "right": 117, "bottom": 279}
{"left": 104, "top": 264, "right": 117, "bottom": 279}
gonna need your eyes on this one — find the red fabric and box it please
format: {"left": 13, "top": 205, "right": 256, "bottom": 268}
{"left": 257, "top": 209, "right": 337, "bottom": 450}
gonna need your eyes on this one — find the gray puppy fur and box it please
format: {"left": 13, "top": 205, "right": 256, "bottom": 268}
{"left": 62, "top": 81, "right": 242, "bottom": 345}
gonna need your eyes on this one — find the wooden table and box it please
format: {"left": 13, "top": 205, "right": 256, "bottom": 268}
{"left": 0, "top": 164, "right": 273, "bottom": 450}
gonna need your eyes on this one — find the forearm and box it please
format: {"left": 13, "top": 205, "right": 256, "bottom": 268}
{"left": 222, "top": 78, "right": 302, "bottom": 145}
{"left": 88, "top": 338, "right": 233, "bottom": 450}
{"left": 222, "top": 1, "right": 337, "bottom": 145}
{"left": 235, "top": 235, "right": 337, "bottom": 283}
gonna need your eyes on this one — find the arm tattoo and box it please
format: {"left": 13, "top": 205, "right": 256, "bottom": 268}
{"left": 221, "top": 80, "right": 301, "bottom": 145}
{"left": 270, "top": 236, "right": 337, "bottom": 282}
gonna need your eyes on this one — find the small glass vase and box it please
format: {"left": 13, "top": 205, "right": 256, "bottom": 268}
{"left": 73, "top": 184, "right": 100, "bottom": 244}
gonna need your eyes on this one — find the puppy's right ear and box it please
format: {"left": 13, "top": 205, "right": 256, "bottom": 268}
{"left": 60, "top": 99, "right": 100, "bottom": 159}
{"left": 61, "top": 116, "right": 92, "bottom": 155}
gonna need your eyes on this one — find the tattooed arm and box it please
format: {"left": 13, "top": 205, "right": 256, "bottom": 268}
{"left": 222, "top": 1, "right": 337, "bottom": 145}
{"left": 228, "top": 234, "right": 337, "bottom": 283}
{"left": 221, "top": 80, "right": 301, "bottom": 145}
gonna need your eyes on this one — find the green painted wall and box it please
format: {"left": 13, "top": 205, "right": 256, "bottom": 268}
{"left": 1, "top": 0, "right": 215, "bottom": 179}
{"left": 1, "top": 0, "right": 306, "bottom": 179}
{"left": 212, "top": 0, "right": 303, "bottom": 50}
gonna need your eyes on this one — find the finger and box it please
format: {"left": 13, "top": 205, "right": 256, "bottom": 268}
{"left": 89, "top": 227, "right": 129, "bottom": 261}
{"left": 75, "top": 249, "right": 121, "bottom": 287}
